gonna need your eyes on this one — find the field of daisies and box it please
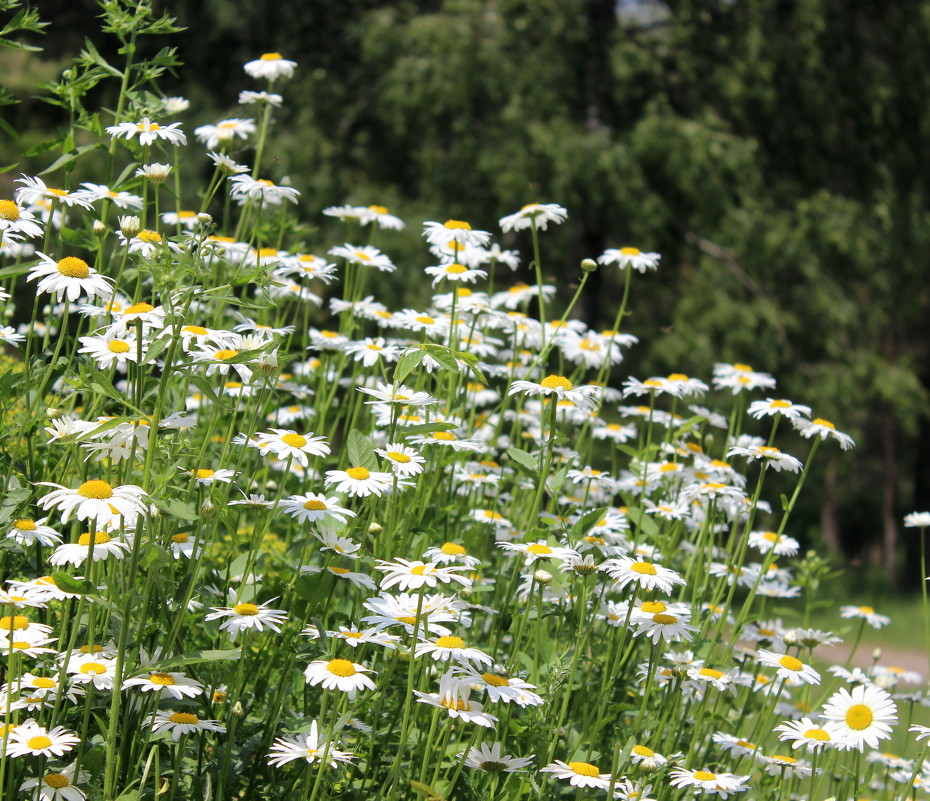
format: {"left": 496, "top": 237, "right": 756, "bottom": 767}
{"left": 4, "top": 5, "right": 930, "bottom": 801}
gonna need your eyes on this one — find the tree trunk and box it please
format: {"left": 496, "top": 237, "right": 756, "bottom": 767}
{"left": 881, "top": 411, "right": 898, "bottom": 578}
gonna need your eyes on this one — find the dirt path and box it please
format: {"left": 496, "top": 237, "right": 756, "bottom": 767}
{"left": 816, "top": 642, "right": 928, "bottom": 677}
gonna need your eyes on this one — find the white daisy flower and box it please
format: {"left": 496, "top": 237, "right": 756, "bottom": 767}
{"left": 821, "top": 684, "right": 898, "bottom": 751}
{"left": 499, "top": 203, "right": 567, "bottom": 232}
{"left": 422, "top": 219, "right": 491, "bottom": 249}
{"left": 6, "top": 722, "right": 80, "bottom": 758}
{"left": 48, "top": 531, "right": 130, "bottom": 567}
{"left": 508, "top": 375, "right": 601, "bottom": 413}
{"left": 303, "top": 658, "right": 376, "bottom": 699}
{"left": 121, "top": 671, "right": 203, "bottom": 699}
{"left": 205, "top": 599, "right": 288, "bottom": 640}
{"left": 839, "top": 604, "right": 891, "bottom": 629}
{"left": 541, "top": 760, "right": 612, "bottom": 790}
{"left": 375, "top": 559, "right": 471, "bottom": 592}
{"left": 106, "top": 117, "right": 186, "bottom": 146}
{"left": 27, "top": 253, "right": 113, "bottom": 303}
{"left": 604, "top": 556, "right": 686, "bottom": 594}
{"left": 597, "top": 247, "right": 661, "bottom": 272}
{"left": 774, "top": 717, "right": 847, "bottom": 751}
{"left": 146, "top": 711, "right": 226, "bottom": 741}
{"left": 244, "top": 52, "right": 297, "bottom": 81}
{"left": 756, "top": 649, "right": 821, "bottom": 686}
{"left": 461, "top": 741, "right": 533, "bottom": 772}
{"left": 228, "top": 175, "right": 300, "bottom": 205}
{"left": 324, "top": 467, "right": 396, "bottom": 498}
{"left": 36, "top": 480, "right": 147, "bottom": 528}
{"left": 194, "top": 118, "right": 256, "bottom": 149}
{"left": 252, "top": 428, "right": 331, "bottom": 467}
{"left": 747, "top": 398, "right": 812, "bottom": 420}
{"left": 267, "top": 721, "right": 355, "bottom": 768}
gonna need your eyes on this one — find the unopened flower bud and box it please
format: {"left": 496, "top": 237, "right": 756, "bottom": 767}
{"left": 93, "top": 220, "right": 107, "bottom": 236}
{"left": 580, "top": 258, "right": 598, "bottom": 273}
{"left": 231, "top": 700, "right": 244, "bottom": 717}
{"left": 368, "top": 522, "right": 383, "bottom": 536}
{"left": 533, "top": 569, "right": 553, "bottom": 585}
{"left": 45, "top": 407, "right": 64, "bottom": 420}
{"left": 119, "top": 215, "right": 141, "bottom": 237}
{"left": 257, "top": 349, "right": 279, "bottom": 377}
{"left": 782, "top": 630, "right": 799, "bottom": 646}
{"left": 201, "top": 500, "right": 216, "bottom": 517}
{"left": 872, "top": 647, "right": 882, "bottom": 662}
{"left": 136, "top": 163, "right": 172, "bottom": 184}
{"left": 197, "top": 212, "right": 213, "bottom": 227}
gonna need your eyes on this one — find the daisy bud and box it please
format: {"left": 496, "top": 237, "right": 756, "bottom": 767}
{"left": 201, "top": 500, "right": 216, "bottom": 517}
{"left": 533, "top": 568, "right": 553, "bottom": 585}
{"left": 257, "top": 349, "right": 279, "bottom": 377}
{"left": 93, "top": 219, "right": 107, "bottom": 236}
{"left": 368, "top": 522, "right": 383, "bottom": 536}
{"left": 232, "top": 700, "right": 244, "bottom": 717}
{"left": 197, "top": 212, "right": 213, "bottom": 227}
{"left": 580, "top": 258, "right": 598, "bottom": 273}
{"left": 782, "top": 629, "right": 798, "bottom": 646}
{"left": 46, "top": 407, "right": 65, "bottom": 420}
{"left": 704, "top": 433, "right": 714, "bottom": 451}
{"left": 872, "top": 647, "right": 882, "bottom": 661}
{"left": 136, "top": 163, "right": 172, "bottom": 184}
{"left": 119, "top": 215, "right": 141, "bottom": 237}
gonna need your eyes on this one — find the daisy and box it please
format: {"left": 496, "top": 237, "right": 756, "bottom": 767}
{"left": 415, "top": 636, "right": 492, "bottom": 667}
{"left": 66, "top": 654, "right": 117, "bottom": 690}
{"left": 497, "top": 540, "right": 576, "bottom": 565}
{"left": 726, "top": 445, "right": 803, "bottom": 473}
{"left": 634, "top": 611, "right": 698, "bottom": 644}
{"left": 773, "top": 717, "right": 846, "bottom": 751}
{"left": 229, "top": 175, "right": 300, "bottom": 205}
{"left": 375, "top": 559, "right": 471, "bottom": 592}
{"left": 15, "top": 175, "right": 94, "bottom": 209}
{"left": 461, "top": 741, "right": 533, "bottom": 772}
{"left": 0, "top": 198, "right": 43, "bottom": 240}
{"left": 49, "top": 531, "right": 130, "bottom": 567}
{"left": 252, "top": 429, "right": 331, "bottom": 467}
{"left": 541, "top": 760, "right": 612, "bottom": 791}
{"left": 792, "top": 417, "right": 855, "bottom": 450}
{"left": 756, "top": 650, "right": 821, "bottom": 686}
{"left": 324, "top": 467, "right": 395, "bottom": 498}
{"left": 77, "top": 330, "right": 142, "bottom": 369}
{"left": 375, "top": 443, "right": 426, "bottom": 477}
{"left": 450, "top": 666, "right": 544, "bottom": 706}
{"left": 508, "top": 375, "right": 601, "bottom": 413}
{"left": 840, "top": 605, "right": 891, "bottom": 628}
{"left": 244, "top": 52, "right": 297, "bottom": 81}
{"left": 6, "top": 518, "right": 61, "bottom": 547}
{"left": 79, "top": 182, "right": 143, "bottom": 210}
{"left": 267, "top": 721, "right": 355, "bottom": 768}
{"left": 747, "top": 530, "right": 800, "bottom": 556}
{"left": 597, "top": 247, "right": 661, "bottom": 272}
{"left": 499, "top": 203, "right": 568, "bottom": 232}
{"left": 423, "top": 219, "right": 491, "bottom": 249}
{"left": 905, "top": 511, "right": 930, "bottom": 528}
{"left": 604, "top": 556, "right": 686, "bottom": 594}
{"left": 358, "top": 381, "right": 438, "bottom": 406}
{"left": 280, "top": 493, "right": 355, "bottom": 525}
{"left": 27, "top": 253, "right": 113, "bottom": 302}
{"left": 712, "top": 362, "right": 777, "bottom": 394}
{"left": 36, "top": 480, "right": 147, "bottom": 528}
{"left": 424, "top": 262, "right": 486, "bottom": 286}
{"left": 146, "top": 711, "right": 226, "bottom": 741}
{"left": 763, "top": 754, "right": 812, "bottom": 778}
{"left": 121, "top": 671, "right": 203, "bottom": 699}
{"left": 194, "top": 118, "right": 256, "bottom": 149}
{"left": 630, "top": 744, "right": 667, "bottom": 769}
{"left": 422, "top": 542, "right": 481, "bottom": 568}
{"left": 303, "top": 658, "right": 376, "bottom": 699}
{"left": 19, "top": 762, "right": 88, "bottom": 801}
{"left": 747, "top": 398, "right": 812, "bottom": 420}
{"left": 413, "top": 673, "right": 497, "bottom": 727}
{"left": 106, "top": 117, "right": 186, "bottom": 146}
{"left": 6, "top": 723, "right": 80, "bottom": 758}
{"left": 135, "top": 163, "right": 172, "bottom": 183}
{"left": 344, "top": 337, "right": 401, "bottom": 367}
{"left": 205, "top": 599, "right": 288, "bottom": 639}
{"left": 361, "top": 592, "right": 459, "bottom": 636}
{"left": 328, "top": 243, "right": 396, "bottom": 272}
{"left": 362, "top": 204, "right": 405, "bottom": 229}
{"left": 667, "top": 768, "right": 749, "bottom": 798}
{"left": 821, "top": 684, "right": 898, "bottom": 751}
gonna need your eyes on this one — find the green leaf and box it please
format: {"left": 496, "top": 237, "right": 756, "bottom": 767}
{"left": 420, "top": 344, "right": 459, "bottom": 373}
{"left": 506, "top": 446, "right": 539, "bottom": 472}
{"left": 397, "top": 421, "right": 457, "bottom": 437}
{"left": 393, "top": 348, "right": 426, "bottom": 385}
{"left": 570, "top": 506, "right": 608, "bottom": 538}
{"left": 50, "top": 572, "right": 97, "bottom": 595}
{"left": 150, "top": 497, "right": 198, "bottom": 522}
{"left": 346, "top": 429, "right": 378, "bottom": 470}
{"left": 39, "top": 143, "right": 101, "bottom": 175}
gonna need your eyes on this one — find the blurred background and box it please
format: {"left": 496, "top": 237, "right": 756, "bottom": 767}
{"left": 4, "top": 0, "right": 930, "bottom": 597}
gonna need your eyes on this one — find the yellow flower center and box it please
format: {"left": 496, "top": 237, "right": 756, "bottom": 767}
{"left": 699, "top": 668, "right": 724, "bottom": 679}
{"left": 304, "top": 499, "right": 327, "bottom": 510}
{"left": 527, "top": 544, "right": 552, "bottom": 555}
{"left": 137, "top": 230, "right": 161, "bottom": 243}
{"left": 396, "top": 615, "right": 417, "bottom": 625}
{"left": 326, "top": 658, "right": 357, "bottom": 677}
{"left": 77, "top": 531, "right": 111, "bottom": 546}
{"left": 736, "top": 739, "right": 756, "bottom": 749}
{"left": 80, "top": 662, "right": 106, "bottom": 675}
{"left": 432, "top": 431, "right": 455, "bottom": 441}
{"left": 804, "top": 728, "right": 830, "bottom": 741}
{"left": 435, "top": 636, "right": 465, "bottom": 649}
{"left": 620, "top": 247, "right": 641, "bottom": 256}
{"left": 328, "top": 567, "right": 350, "bottom": 575}
{"left": 633, "top": 745, "right": 654, "bottom": 757}
{"left": 213, "top": 349, "right": 238, "bottom": 360}
{"left": 0, "top": 200, "right": 19, "bottom": 220}
{"left": 386, "top": 451, "right": 411, "bottom": 463}
{"left": 77, "top": 479, "right": 114, "bottom": 501}
{"left": 813, "top": 417, "right": 836, "bottom": 429}
{"left": 445, "top": 263, "right": 467, "bottom": 274}
{"left": 641, "top": 601, "right": 666, "bottom": 614}
{"left": 182, "top": 325, "right": 208, "bottom": 336}
{"left": 693, "top": 771, "right": 716, "bottom": 781}
{"left": 441, "top": 697, "right": 470, "bottom": 711}
{"left": 260, "top": 52, "right": 282, "bottom": 60}
{"left": 770, "top": 400, "right": 792, "bottom": 408}
{"left": 845, "top": 704, "right": 874, "bottom": 731}
{"left": 409, "top": 566, "right": 427, "bottom": 576}
{"left": 124, "top": 302, "right": 154, "bottom": 314}
{"left": 630, "top": 561, "right": 657, "bottom": 575}
{"left": 440, "top": 543, "right": 466, "bottom": 557}
{"left": 859, "top": 606, "right": 874, "bottom": 614}
{"left": 540, "top": 375, "right": 573, "bottom": 391}
{"left": 668, "top": 373, "right": 688, "bottom": 381}
{"left": 47, "top": 188, "right": 68, "bottom": 197}
{"left": 149, "top": 672, "right": 176, "bottom": 686}
{"left": 171, "top": 533, "right": 190, "bottom": 543}
{"left": 568, "top": 762, "right": 600, "bottom": 777}
{"left": 281, "top": 433, "right": 307, "bottom": 448}
{"left": 108, "top": 340, "right": 131, "bottom": 353}
{"left": 31, "top": 677, "right": 56, "bottom": 689}
{"left": 44, "top": 773, "right": 69, "bottom": 789}
{"left": 56, "top": 257, "right": 90, "bottom": 278}
{"left": 233, "top": 603, "right": 259, "bottom": 616}
{"left": 443, "top": 220, "right": 472, "bottom": 230}
{"left": 416, "top": 315, "right": 435, "bottom": 325}
{"left": 192, "top": 469, "right": 215, "bottom": 479}
{"left": 653, "top": 614, "right": 678, "bottom": 624}
{"left": 779, "top": 655, "right": 804, "bottom": 672}
{"left": 346, "top": 467, "right": 370, "bottom": 480}
{"left": 369, "top": 205, "right": 388, "bottom": 214}
{"left": 169, "top": 712, "right": 199, "bottom": 724}
{"left": 27, "top": 736, "right": 52, "bottom": 750}
{"left": 14, "top": 519, "right": 36, "bottom": 531}
{"left": 481, "top": 672, "right": 510, "bottom": 687}
{"left": 772, "top": 755, "right": 796, "bottom": 764}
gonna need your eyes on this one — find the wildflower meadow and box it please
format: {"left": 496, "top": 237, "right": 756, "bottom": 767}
{"left": 2, "top": 2, "right": 930, "bottom": 800}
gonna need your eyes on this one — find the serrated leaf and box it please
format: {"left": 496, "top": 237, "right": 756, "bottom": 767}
{"left": 346, "top": 429, "right": 378, "bottom": 470}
